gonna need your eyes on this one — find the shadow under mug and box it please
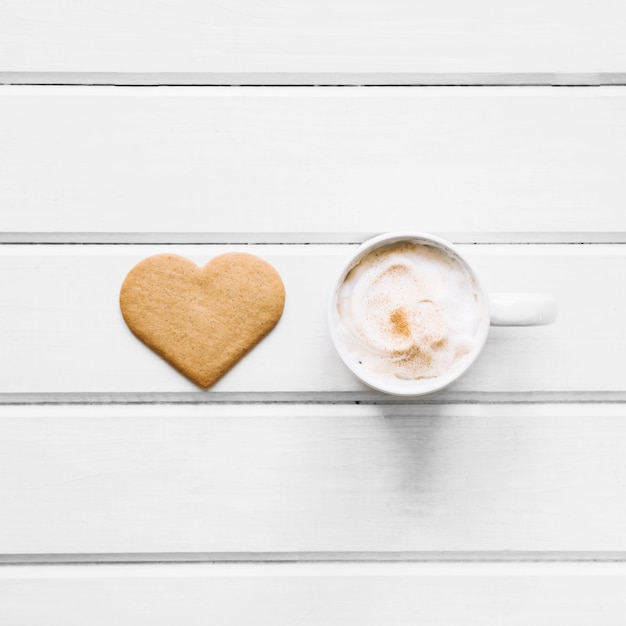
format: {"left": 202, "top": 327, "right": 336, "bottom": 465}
{"left": 327, "top": 232, "right": 558, "bottom": 396}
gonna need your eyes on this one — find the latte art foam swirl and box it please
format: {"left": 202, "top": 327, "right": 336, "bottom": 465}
{"left": 336, "top": 242, "right": 483, "bottom": 381}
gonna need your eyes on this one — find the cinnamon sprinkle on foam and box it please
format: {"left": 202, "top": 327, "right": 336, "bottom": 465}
{"left": 389, "top": 307, "right": 411, "bottom": 337}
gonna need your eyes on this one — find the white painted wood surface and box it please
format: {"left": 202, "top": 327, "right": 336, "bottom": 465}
{"left": 3, "top": 0, "right": 626, "bottom": 609}
{"left": 1, "top": 404, "right": 625, "bottom": 557}
{"left": 2, "top": 563, "right": 626, "bottom": 625}
{"left": 2, "top": 87, "right": 626, "bottom": 236}
{"left": 1, "top": 1, "right": 626, "bottom": 79}
{"left": 0, "top": 243, "right": 620, "bottom": 397}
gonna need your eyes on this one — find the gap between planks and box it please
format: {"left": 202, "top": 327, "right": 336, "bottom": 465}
{"left": 2, "top": 72, "right": 626, "bottom": 86}
{"left": 2, "top": 233, "right": 626, "bottom": 245}
{"left": 2, "top": 552, "right": 626, "bottom": 565}
{"left": 2, "top": 391, "right": 626, "bottom": 405}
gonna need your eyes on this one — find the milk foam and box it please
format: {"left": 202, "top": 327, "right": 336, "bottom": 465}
{"left": 336, "top": 242, "right": 483, "bottom": 381}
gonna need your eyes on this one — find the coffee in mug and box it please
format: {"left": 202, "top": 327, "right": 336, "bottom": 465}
{"left": 336, "top": 240, "right": 483, "bottom": 381}
{"left": 328, "top": 232, "right": 556, "bottom": 396}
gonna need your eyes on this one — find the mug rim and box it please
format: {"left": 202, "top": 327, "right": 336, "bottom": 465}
{"left": 327, "top": 231, "right": 491, "bottom": 396}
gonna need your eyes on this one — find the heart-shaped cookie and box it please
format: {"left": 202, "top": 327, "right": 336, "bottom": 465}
{"left": 120, "top": 253, "right": 285, "bottom": 388}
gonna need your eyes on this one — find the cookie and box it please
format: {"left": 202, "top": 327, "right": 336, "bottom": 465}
{"left": 120, "top": 252, "right": 285, "bottom": 388}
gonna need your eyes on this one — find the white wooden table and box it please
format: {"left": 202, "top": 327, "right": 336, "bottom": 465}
{"left": 2, "top": 2, "right": 626, "bottom": 623}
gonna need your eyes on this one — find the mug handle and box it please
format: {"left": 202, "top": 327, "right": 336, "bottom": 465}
{"left": 488, "top": 293, "right": 558, "bottom": 326}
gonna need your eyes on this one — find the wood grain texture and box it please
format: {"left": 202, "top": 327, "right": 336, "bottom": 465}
{"left": 2, "top": 563, "right": 626, "bottom": 625}
{"left": 0, "top": 403, "right": 625, "bottom": 557}
{"left": 1, "top": 0, "right": 626, "bottom": 77}
{"left": 0, "top": 244, "right": 621, "bottom": 397}
{"left": 2, "top": 87, "right": 626, "bottom": 236}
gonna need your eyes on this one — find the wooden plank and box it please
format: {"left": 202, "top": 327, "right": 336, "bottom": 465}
{"left": 1, "top": 563, "right": 626, "bottom": 625}
{"left": 2, "top": 87, "right": 626, "bottom": 236}
{"left": 1, "top": 0, "right": 625, "bottom": 78}
{"left": 1, "top": 403, "right": 626, "bottom": 556}
{"left": 0, "top": 244, "right": 621, "bottom": 397}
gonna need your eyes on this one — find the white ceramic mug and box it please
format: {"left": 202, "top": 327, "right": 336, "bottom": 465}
{"left": 328, "top": 232, "right": 557, "bottom": 396}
